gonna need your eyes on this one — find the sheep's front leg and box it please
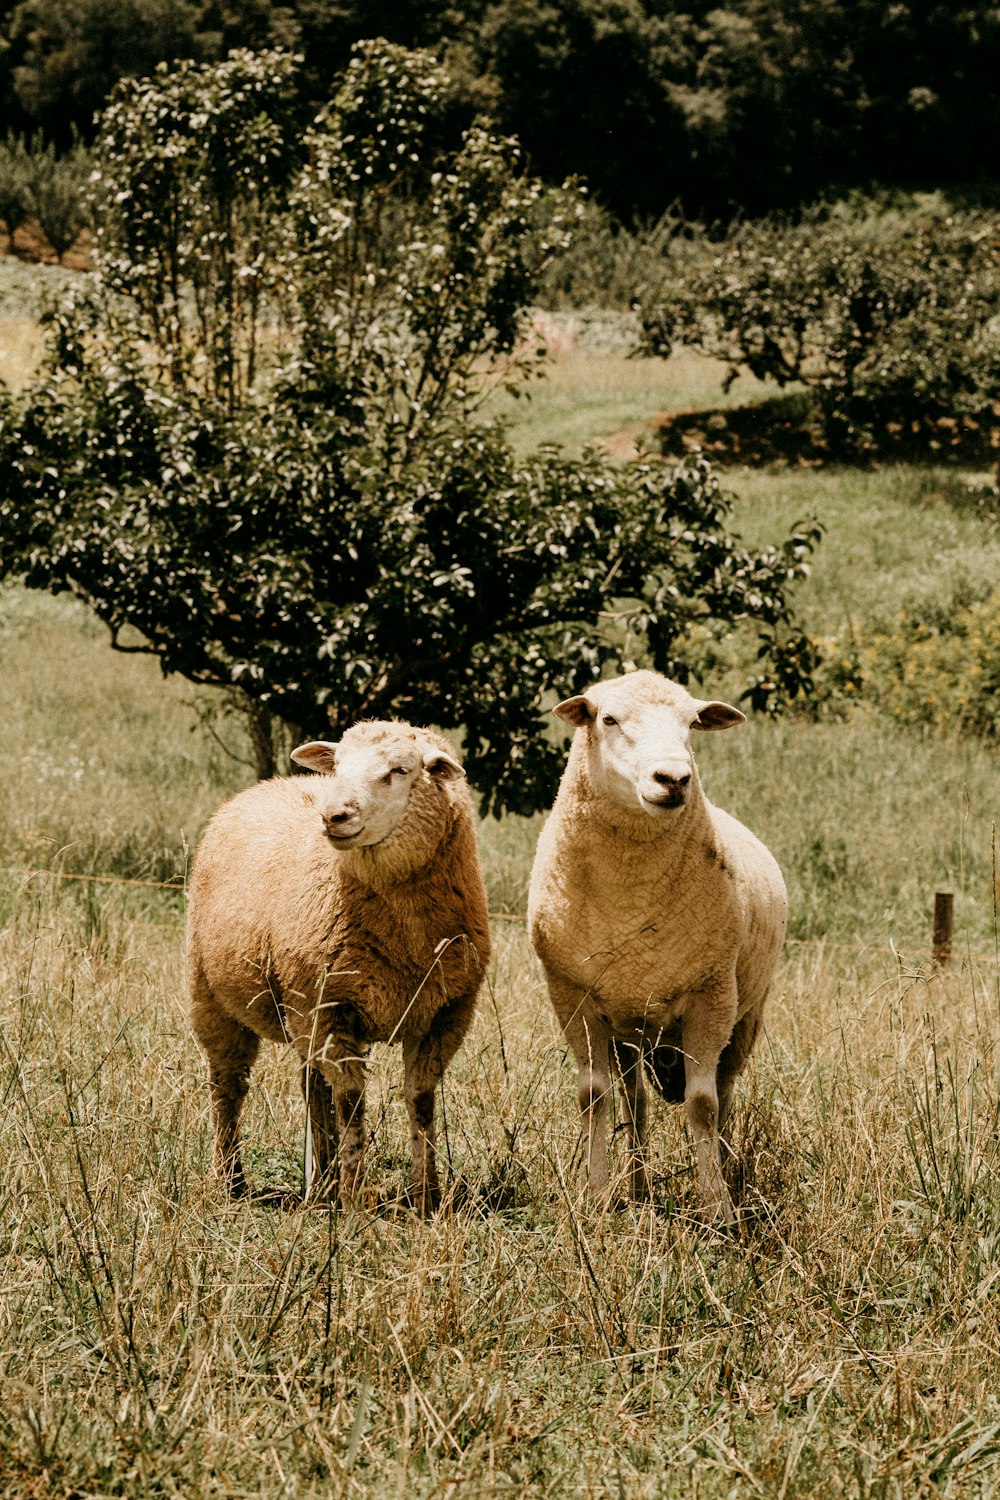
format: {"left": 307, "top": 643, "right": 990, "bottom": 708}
{"left": 336, "top": 1067, "right": 366, "bottom": 1204}
{"left": 681, "top": 989, "right": 739, "bottom": 1226}
{"left": 612, "top": 1038, "right": 650, "bottom": 1200}
{"left": 547, "top": 974, "right": 614, "bottom": 1202}
{"left": 403, "top": 991, "right": 477, "bottom": 1215}
{"left": 300, "top": 1063, "right": 337, "bottom": 1198}
{"left": 310, "top": 1048, "right": 367, "bottom": 1208}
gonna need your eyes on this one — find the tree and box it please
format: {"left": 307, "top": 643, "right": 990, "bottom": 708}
{"left": 0, "top": 42, "right": 818, "bottom": 811}
{"left": 476, "top": 0, "right": 693, "bottom": 222}
{"left": 640, "top": 202, "right": 1000, "bottom": 456}
{"left": 8, "top": 0, "right": 210, "bottom": 144}
{"left": 662, "top": 1, "right": 863, "bottom": 216}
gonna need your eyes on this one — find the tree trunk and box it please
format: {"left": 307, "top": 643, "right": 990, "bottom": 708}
{"left": 238, "top": 694, "right": 308, "bottom": 780}
{"left": 244, "top": 698, "right": 277, "bottom": 781}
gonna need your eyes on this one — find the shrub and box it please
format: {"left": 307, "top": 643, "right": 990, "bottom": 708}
{"left": 805, "top": 583, "right": 1000, "bottom": 738}
{"left": 0, "top": 129, "right": 92, "bottom": 256}
{"left": 24, "top": 130, "right": 92, "bottom": 257}
{"left": 0, "top": 132, "right": 34, "bottom": 235}
{"left": 640, "top": 202, "right": 1000, "bottom": 456}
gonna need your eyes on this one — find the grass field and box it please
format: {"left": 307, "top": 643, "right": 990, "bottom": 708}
{"left": 2, "top": 294, "right": 999, "bottom": 1496}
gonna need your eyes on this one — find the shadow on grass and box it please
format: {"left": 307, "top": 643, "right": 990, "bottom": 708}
{"left": 655, "top": 391, "right": 1000, "bottom": 470}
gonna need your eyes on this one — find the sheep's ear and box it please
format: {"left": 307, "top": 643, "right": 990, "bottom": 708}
{"left": 692, "top": 700, "right": 746, "bottom": 732}
{"left": 290, "top": 740, "right": 340, "bottom": 772}
{"left": 423, "top": 749, "right": 465, "bottom": 781}
{"left": 554, "top": 695, "right": 596, "bottom": 727}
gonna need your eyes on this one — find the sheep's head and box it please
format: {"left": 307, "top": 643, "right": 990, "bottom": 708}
{"left": 554, "top": 670, "right": 744, "bottom": 820}
{"left": 291, "top": 721, "right": 465, "bottom": 853}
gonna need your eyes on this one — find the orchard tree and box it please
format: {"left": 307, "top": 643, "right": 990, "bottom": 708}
{"left": 0, "top": 41, "right": 819, "bottom": 812}
{"left": 640, "top": 204, "right": 1000, "bottom": 456}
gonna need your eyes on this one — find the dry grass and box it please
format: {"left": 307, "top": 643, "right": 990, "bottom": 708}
{"left": 1, "top": 874, "right": 998, "bottom": 1497}
{"left": 0, "top": 315, "right": 46, "bottom": 391}
{"left": 0, "top": 257, "right": 82, "bottom": 392}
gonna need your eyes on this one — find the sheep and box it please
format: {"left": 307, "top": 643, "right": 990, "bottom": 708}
{"left": 187, "top": 719, "right": 491, "bottom": 1213}
{"left": 527, "top": 670, "right": 787, "bottom": 1224}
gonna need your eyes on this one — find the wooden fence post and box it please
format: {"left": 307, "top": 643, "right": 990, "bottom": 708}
{"left": 932, "top": 890, "right": 954, "bottom": 970}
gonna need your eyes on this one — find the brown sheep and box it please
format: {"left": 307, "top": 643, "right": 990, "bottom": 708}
{"left": 187, "top": 719, "right": 491, "bottom": 1212}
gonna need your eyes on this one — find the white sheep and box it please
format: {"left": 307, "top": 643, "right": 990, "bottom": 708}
{"left": 528, "top": 670, "right": 787, "bottom": 1224}
{"left": 187, "top": 719, "right": 491, "bottom": 1212}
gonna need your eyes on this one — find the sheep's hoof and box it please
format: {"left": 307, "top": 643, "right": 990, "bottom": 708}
{"left": 216, "top": 1154, "right": 249, "bottom": 1200}
{"left": 256, "top": 1186, "right": 303, "bottom": 1211}
{"left": 303, "top": 1168, "right": 339, "bottom": 1206}
{"left": 336, "top": 1190, "right": 366, "bottom": 1216}
{"left": 584, "top": 1191, "right": 619, "bottom": 1218}
{"left": 702, "top": 1195, "right": 737, "bottom": 1231}
{"left": 583, "top": 1171, "right": 613, "bottom": 1210}
{"left": 408, "top": 1183, "right": 442, "bottom": 1217}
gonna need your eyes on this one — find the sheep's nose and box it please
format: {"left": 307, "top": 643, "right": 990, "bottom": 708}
{"left": 652, "top": 770, "right": 690, "bottom": 791}
{"left": 323, "top": 806, "right": 359, "bottom": 829}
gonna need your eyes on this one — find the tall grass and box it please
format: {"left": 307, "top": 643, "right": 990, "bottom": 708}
{"left": 1, "top": 874, "right": 998, "bottom": 1495}
{"left": 2, "top": 582, "right": 998, "bottom": 1497}
{"left": 0, "top": 592, "right": 245, "bottom": 898}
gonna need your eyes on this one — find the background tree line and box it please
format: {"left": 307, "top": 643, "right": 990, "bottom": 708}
{"left": 1, "top": 0, "right": 998, "bottom": 222}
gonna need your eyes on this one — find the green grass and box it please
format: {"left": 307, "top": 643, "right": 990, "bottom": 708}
{"left": 727, "top": 466, "right": 1000, "bottom": 635}
{"left": 0, "top": 590, "right": 246, "bottom": 896}
{"left": 2, "top": 313, "right": 1000, "bottom": 1496}
{"left": 497, "top": 346, "right": 781, "bottom": 457}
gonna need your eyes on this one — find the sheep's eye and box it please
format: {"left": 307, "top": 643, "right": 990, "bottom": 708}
{"left": 602, "top": 714, "right": 619, "bottom": 728}
{"left": 391, "top": 765, "right": 409, "bottom": 776}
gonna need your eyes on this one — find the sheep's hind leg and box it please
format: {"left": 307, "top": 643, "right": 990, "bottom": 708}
{"left": 717, "top": 1005, "right": 763, "bottom": 1149}
{"left": 681, "top": 993, "right": 738, "bottom": 1227}
{"left": 191, "top": 997, "right": 260, "bottom": 1199}
{"left": 612, "top": 1038, "right": 650, "bottom": 1201}
{"left": 403, "top": 990, "right": 477, "bottom": 1215}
